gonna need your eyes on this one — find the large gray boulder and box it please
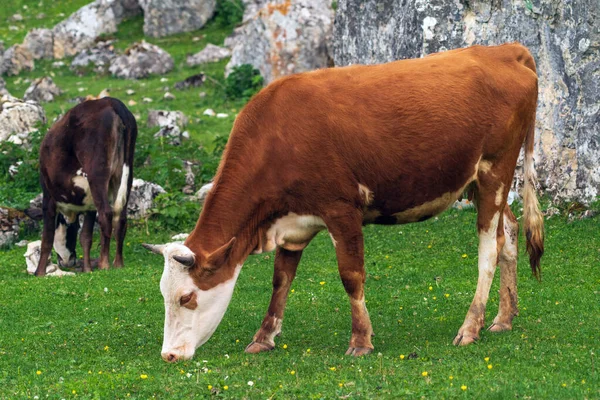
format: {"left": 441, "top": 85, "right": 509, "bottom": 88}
{"left": 225, "top": 0, "right": 334, "bottom": 83}
{"left": 23, "top": 77, "right": 62, "bottom": 103}
{"left": 334, "top": 0, "right": 600, "bottom": 203}
{"left": 52, "top": 0, "right": 141, "bottom": 59}
{"left": 0, "top": 207, "right": 38, "bottom": 248}
{"left": 139, "top": 0, "right": 216, "bottom": 38}
{"left": 0, "top": 95, "right": 46, "bottom": 143}
{"left": 22, "top": 29, "right": 55, "bottom": 60}
{"left": 1, "top": 45, "right": 34, "bottom": 76}
{"left": 109, "top": 41, "right": 174, "bottom": 79}
{"left": 147, "top": 110, "right": 188, "bottom": 128}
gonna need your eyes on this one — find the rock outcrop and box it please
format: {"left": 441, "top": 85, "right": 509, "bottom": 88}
{"left": 52, "top": 0, "right": 141, "bottom": 59}
{"left": 0, "top": 207, "right": 38, "bottom": 248}
{"left": 23, "top": 77, "right": 62, "bottom": 103}
{"left": 225, "top": 0, "right": 334, "bottom": 83}
{"left": 0, "top": 95, "right": 46, "bottom": 143}
{"left": 147, "top": 110, "right": 188, "bottom": 128}
{"left": 109, "top": 41, "right": 174, "bottom": 79}
{"left": 139, "top": 0, "right": 216, "bottom": 38}
{"left": 0, "top": 78, "right": 9, "bottom": 96}
{"left": 334, "top": 0, "right": 600, "bottom": 203}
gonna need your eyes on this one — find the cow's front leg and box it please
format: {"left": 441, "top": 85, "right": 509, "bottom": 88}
{"left": 90, "top": 185, "right": 113, "bottom": 270}
{"left": 80, "top": 211, "right": 96, "bottom": 273}
{"left": 325, "top": 207, "right": 373, "bottom": 356}
{"left": 246, "top": 248, "right": 302, "bottom": 353}
{"left": 454, "top": 176, "right": 505, "bottom": 345}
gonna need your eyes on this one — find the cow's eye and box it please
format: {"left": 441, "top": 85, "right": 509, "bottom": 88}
{"left": 180, "top": 293, "right": 193, "bottom": 306}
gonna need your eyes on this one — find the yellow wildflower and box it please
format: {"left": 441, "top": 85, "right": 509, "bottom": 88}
{"left": 461, "top": 385, "right": 467, "bottom": 391}
{"left": 207, "top": 385, "right": 212, "bottom": 390}
{"left": 329, "top": 367, "right": 336, "bottom": 371}
{"left": 320, "top": 281, "right": 325, "bottom": 285}
{"left": 290, "top": 370, "right": 296, "bottom": 375}
{"left": 400, "top": 354, "right": 405, "bottom": 360}
{"left": 140, "top": 374, "right": 148, "bottom": 379}
{"left": 449, "top": 376, "right": 453, "bottom": 380}
{"left": 36, "top": 370, "right": 41, "bottom": 375}
{"left": 283, "top": 344, "right": 288, "bottom": 349}
{"left": 445, "top": 293, "right": 450, "bottom": 298}
{"left": 462, "top": 254, "right": 468, "bottom": 258}
{"left": 484, "top": 357, "right": 490, "bottom": 362}
{"left": 422, "top": 371, "right": 428, "bottom": 377}
{"left": 428, "top": 286, "right": 433, "bottom": 291}
{"left": 487, "top": 364, "right": 493, "bottom": 370}
{"left": 223, "top": 385, "right": 228, "bottom": 390}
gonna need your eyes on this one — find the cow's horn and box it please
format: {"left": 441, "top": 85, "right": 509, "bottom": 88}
{"left": 173, "top": 254, "right": 195, "bottom": 268}
{"left": 142, "top": 243, "right": 166, "bottom": 255}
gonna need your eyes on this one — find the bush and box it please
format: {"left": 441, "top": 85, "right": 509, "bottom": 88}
{"left": 214, "top": 0, "right": 245, "bottom": 28}
{"left": 225, "top": 64, "right": 264, "bottom": 101}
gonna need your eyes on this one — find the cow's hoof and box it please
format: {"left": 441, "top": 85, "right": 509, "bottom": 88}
{"left": 245, "top": 341, "right": 274, "bottom": 354}
{"left": 487, "top": 321, "right": 512, "bottom": 332}
{"left": 345, "top": 347, "right": 373, "bottom": 357}
{"left": 453, "top": 333, "right": 479, "bottom": 346}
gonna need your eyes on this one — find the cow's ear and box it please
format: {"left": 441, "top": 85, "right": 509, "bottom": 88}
{"left": 142, "top": 243, "right": 166, "bottom": 255}
{"left": 206, "top": 237, "right": 236, "bottom": 267}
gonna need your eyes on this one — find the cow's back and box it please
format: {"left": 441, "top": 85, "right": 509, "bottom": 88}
{"left": 223, "top": 43, "right": 537, "bottom": 218}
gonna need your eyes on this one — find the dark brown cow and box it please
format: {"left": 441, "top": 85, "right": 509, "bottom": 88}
{"left": 36, "top": 97, "right": 137, "bottom": 276}
{"left": 144, "top": 43, "right": 544, "bottom": 361}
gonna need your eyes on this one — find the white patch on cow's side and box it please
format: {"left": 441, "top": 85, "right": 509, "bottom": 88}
{"left": 495, "top": 183, "right": 505, "bottom": 206}
{"left": 265, "top": 213, "right": 327, "bottom": 252}
{"left": 73, "top": 174, "right": 94, "bottom": 206}
{"left": 358, "top": 184, "right": 374, "bottom": 206}
{"left": 112, "top": 164, "right": 130, "bottom": 223}
{"left": 53, "top": 222, "right": 71, "bottom": 263}
{"left": 159, "top": 243, "right": 242, "bottom": 361}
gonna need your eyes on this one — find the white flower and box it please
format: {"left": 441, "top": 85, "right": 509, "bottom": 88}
{"left": 247, "top": 381, "right": 254, "bottom": 386}
{"left": 104, "top": 287, "right": 108, "bottom": 293}
{"left": 186, "top": 373, "right": 192, "bottom": 378}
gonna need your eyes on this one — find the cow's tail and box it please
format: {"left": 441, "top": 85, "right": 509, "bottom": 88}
{"left": 522, "top": 113, "right": 544, "bottom": 281}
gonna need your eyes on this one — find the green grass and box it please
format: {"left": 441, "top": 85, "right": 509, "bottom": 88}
{"left": 0, "top": 210, "right": 598, "bottom": 398}
{"left": 1, "top": 1, "right": 599, "bottom": 398}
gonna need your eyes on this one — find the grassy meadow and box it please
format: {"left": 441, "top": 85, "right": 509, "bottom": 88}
{"left": 1, "top": 1, "right": 599, "bottom": 399}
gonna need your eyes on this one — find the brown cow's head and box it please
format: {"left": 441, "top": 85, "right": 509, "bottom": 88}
{"left": 143, "top": 240, "right": 239, "bottom": 362}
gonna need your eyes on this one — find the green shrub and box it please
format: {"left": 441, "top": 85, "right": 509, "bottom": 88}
{"left": 225, "top": 64, "right": 264, "bottom": 101}
{"left": 214, "top": 0, "right": 245, "bottom": 28}
{"left": 148, "top": 192, "right": 201, "bottom": 231}
{"left": 0, "top": 130, "right": 44, "bottom": 209}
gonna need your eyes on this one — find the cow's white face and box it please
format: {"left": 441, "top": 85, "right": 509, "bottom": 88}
{"left": 156, "top": 243, "right": 241, "bottom": 362}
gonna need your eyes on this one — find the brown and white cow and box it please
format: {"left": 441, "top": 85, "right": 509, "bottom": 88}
{"left": 144, "top": 43, "right": 544, "bottom": 361}
{"left": 35, "top": 97, "right": 137, "bottom": 276}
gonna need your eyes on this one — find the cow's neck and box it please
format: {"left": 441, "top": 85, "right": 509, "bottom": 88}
{"left": 185, "top": 177, "right": 270, "bottom": 274}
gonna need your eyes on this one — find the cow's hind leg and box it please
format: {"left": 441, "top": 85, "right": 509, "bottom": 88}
{"left": 246, "top": 248, "right": 303, "bottom": 353}
{"left": 80, "top": 211, "right": 96, "bottom": 273}
{"left": 489, "top": 204, "right": 519, "bottom": 332}
{"left": 89, "top": 184, "right": 113, "bottom": 270}
{"left": 325, "top": 206, "right": 373, "bottom": 356}
{"left": 113, "top": 208, "right": 128, "bottom": 268}
{"left": 35, "top": 195, "right": 57, "bottom": 277}
{"left": 454, "top": 166, "right": 507, "bottom": 346}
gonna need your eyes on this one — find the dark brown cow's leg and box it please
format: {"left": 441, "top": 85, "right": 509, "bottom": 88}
{"left": 489, "top": 204, "right": 519, "bottom": 332}
{"left": 35, "top": 195, "right": 57, "bottom": 277}
{"left": 246, "top": 248, "right": 303, "bottom": 353}
{"left": 90, "top": 185, "right": 113, "bottom": 270}
{"left": 113, "top": 208, "right": 127, "bottom": 268}
{"left": 80, "top": 211, "right": 96, "bottom": 273}
{"left": 325, "top": 206, "right": 373, "bottom": 356}
{"left": 454, "top": 163, "right": 508, "bottom": 346}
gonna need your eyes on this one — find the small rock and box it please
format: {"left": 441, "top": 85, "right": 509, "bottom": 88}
{"left": 128, "top": 178, "right": 166, "bottom": 219}
{"left": 0, "top": 95, "right": 47, "bottom": 143}
{"left": 163, "top": 92, "right": 175, "bottom": 100}
{"left": 23, "top": 76, "right": 62, "bottom": 103}
{"left": 199, "top": 91, "right": 206, "bottom": 98}
{"left": 580, "top": 210, "right": 597, "bottom": 220}
{"left": 452, "top": 199, "right": 474, "bottom": 210}
{"left": 1, "top": 44, "right": 34, "bottom": 76}
{"left": 109, "top": 41, "right": 174, "bottom": 79}
{"left": 126, "top": 89, "right": 135, "bottom": 95}
{"left": 174, "top": 73, "right": 206, "bottom": 90}
{"left": 52, "top": 61, "right": 66, "bottom": 68}
{"left": 187, "top": 44, "right": 231, "bottom": 66}
{"left": 70, "top": 40, "right": 116, "bottom": 74}
{"left": 171, "top": 233, "right": 189, "bottom": 241}
{"left": 139, "top": 0, "right": 215, "bottom": 38}
{"left": 24, "top": 240, "right": 75, "bottom": 276}
{"left": 36, "top": 13, "right": 46, "bottom": 19}
{"left": 203, "top": 108, "right": 215, "bottom": 117}
{"left": 143, "top": 97, "right": 153, "bottom": 103}
{"left": 195, "top": 182, "right": 213, "bottom": 204}
{"left": 153, "top": 124, "right": 185, "bottom": 145}
{"left": 160, "top": 77, "right": 168, "bottom": 82}
{"left": 128, "top": 99, "right": 137, "bottom": 106}
{"left": 9, "top": 26, "right": 19, "bottom": 32}
{"left": 544, "top": 207, "right": 560, "bottom": 218}
{"left": 147, "top": 110, "right": 188, "bottom": 128}
{"left": 11, "top": 13, "right": 24, "bottom": 22}
{"left": 16, "top": 239, "right": 28, "bottom": 247}
{"left": 22, "top": 28, "right": 54, "bottom": 60}
{"left": 216, "top": 113, "right": 229, "bottom": 118}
